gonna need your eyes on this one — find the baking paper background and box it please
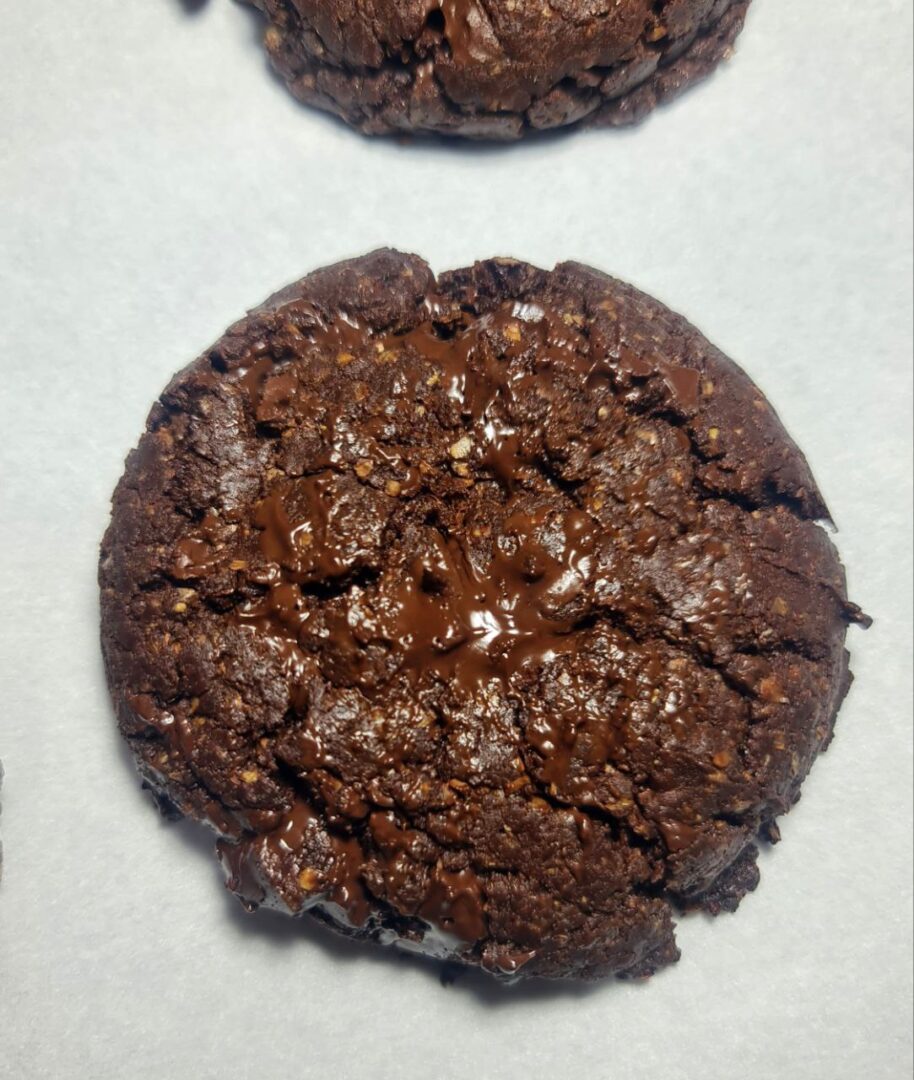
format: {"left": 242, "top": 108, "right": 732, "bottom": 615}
{"left": 1, "top": 2, "right": 912, "bottom": 1077}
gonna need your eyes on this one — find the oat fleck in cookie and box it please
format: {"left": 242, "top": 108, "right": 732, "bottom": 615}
{"left": 100, "top": 251, "right": 868, "bottom": 980}
{"left": 242, "top": 0, "right": 753, "bottom": 138}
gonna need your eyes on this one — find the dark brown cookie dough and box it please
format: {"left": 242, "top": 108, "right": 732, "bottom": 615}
{"left": 100, "top": 250, "right": 868, "bottom": 981}
{"left": 242, "top": 0, "right": 752, "bottom": 138}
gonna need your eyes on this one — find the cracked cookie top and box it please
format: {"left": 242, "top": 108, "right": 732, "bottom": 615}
{"left": 244, "top": 0, "right": 753, "bottom": 138}
{"left": 100, "top": 250, "right": 867, "bottom": 980}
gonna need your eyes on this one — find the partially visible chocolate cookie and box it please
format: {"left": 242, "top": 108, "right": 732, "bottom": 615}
{"left": 100, "top": 250, "right": 868, "bottom": 980}
{"left": 242, "top": 0, "right": 752, "bottom": 138}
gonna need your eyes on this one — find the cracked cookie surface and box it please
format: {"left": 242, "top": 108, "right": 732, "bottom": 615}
{"left": 100, "top": 250, "right": 868, "bottom": 980}
{"left": 242, "top": 0, "right": 752, "bottom": 138}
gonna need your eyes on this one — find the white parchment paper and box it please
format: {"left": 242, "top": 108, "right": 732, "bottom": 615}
{"left": 1, "top": 3, "right": 911, "bottom": 1078}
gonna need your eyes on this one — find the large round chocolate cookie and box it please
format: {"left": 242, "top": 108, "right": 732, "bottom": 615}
{"left": 242, "top": 0, "right": 752, "bottom": 138}
{"left": 100, "top": 250, "right": 867, "bottom": 981}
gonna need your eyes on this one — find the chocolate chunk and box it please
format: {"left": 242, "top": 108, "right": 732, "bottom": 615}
{"left": 241, "top": 0, "right": 752, "bottom": 138}
{"left": 100, "top": 250, "right": 869, "bottom": 980}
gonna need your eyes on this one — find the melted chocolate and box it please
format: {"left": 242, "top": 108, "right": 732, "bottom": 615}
{"left": 233, "top": 299, "right": 699, "bottom": 701}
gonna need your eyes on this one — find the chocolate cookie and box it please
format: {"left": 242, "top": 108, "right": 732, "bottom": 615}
{"left": 243, "top": 0, "right": 752, "bottom": 138}
{"left": 100, "top": 250, "right": 868, "bottom": 981}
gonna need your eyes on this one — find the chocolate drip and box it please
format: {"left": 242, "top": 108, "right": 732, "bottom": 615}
{"left": 231, "top": 299, "right": 698, "bottom": 700}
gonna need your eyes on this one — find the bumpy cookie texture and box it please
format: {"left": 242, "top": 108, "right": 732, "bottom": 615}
{"left": 100, "top": 251, "right": 868, "bottom": 981}
{"left": 243, "top": 0, "right": 752, "bottom": 138}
